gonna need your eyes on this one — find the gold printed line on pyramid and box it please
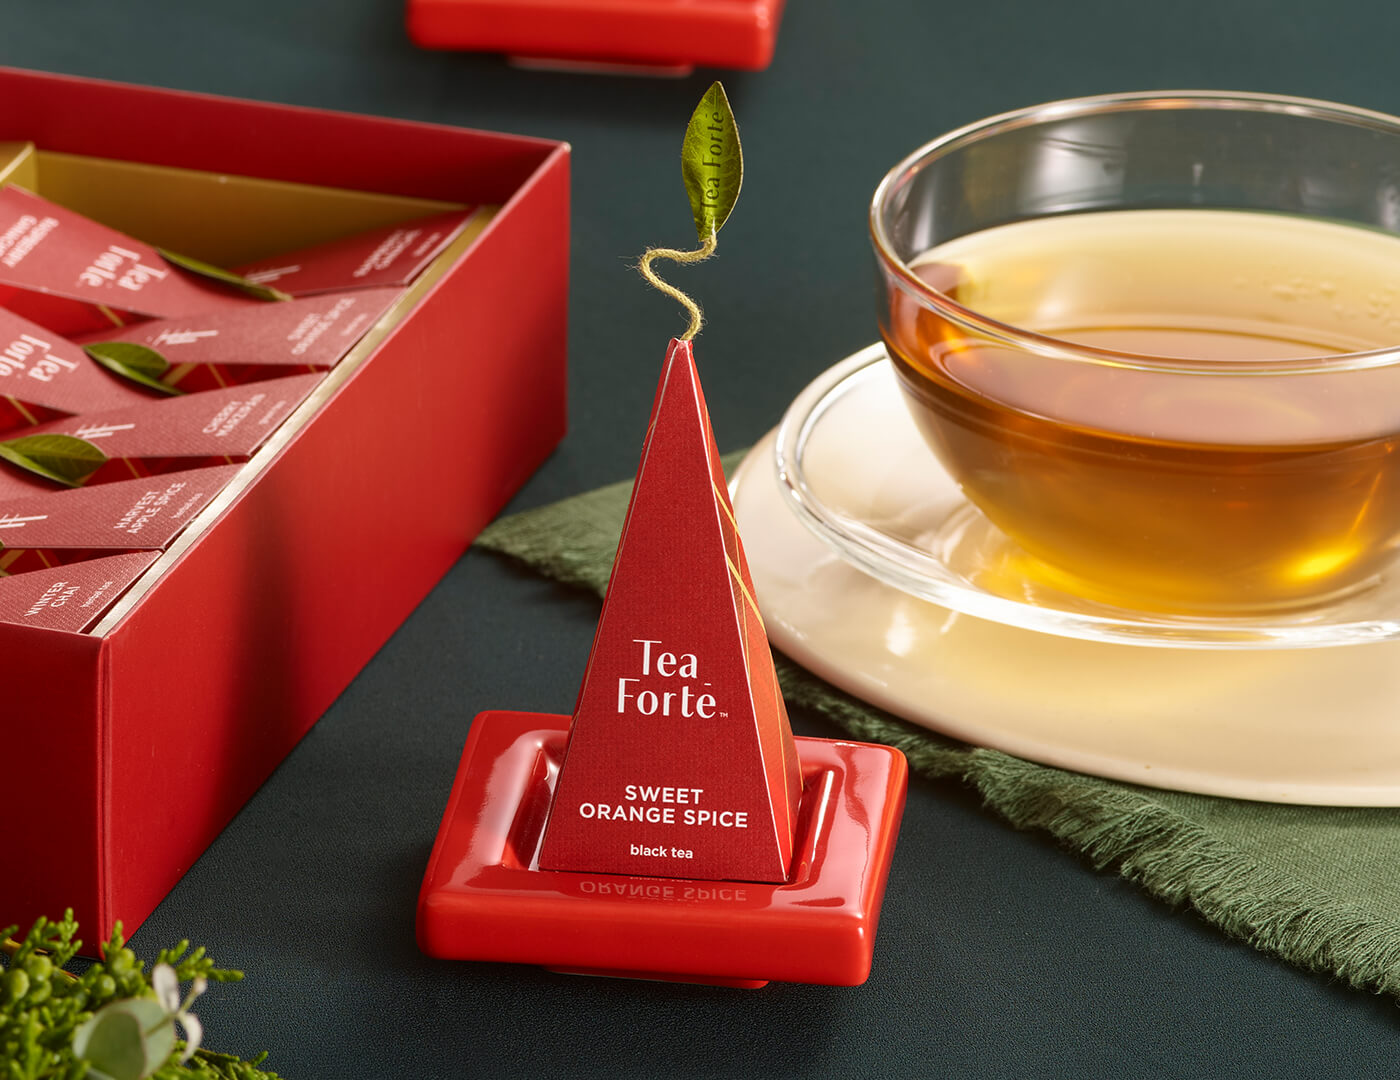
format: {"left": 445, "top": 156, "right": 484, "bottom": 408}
{"left": 771, "top": 659, "right": 785, "bottom": 730}
{"left": 772, "top": 672, "right": 792, "bottom": 827}
{"left": 712, "top": 480, "right": 740, "bottom": 532}
{"left": 726, "top": 565, "right": 751, "bottom": 666}
{"left": 36, "top": 549, "right": 54, "bottom": 569}
{"left": 725, "top": 552, "right": 765, "bottom": 630}
{"left": 736, "top": 582, "right": 750, "bottom": 665}
{"left": 0, "top": 549, "right": 21, "bottom": 572}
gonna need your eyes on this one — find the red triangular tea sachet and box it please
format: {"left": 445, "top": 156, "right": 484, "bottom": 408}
{"left": 0, "top": 307, "right": 156, "bottom": 429}
{"left": 0, "top": 373, "right": 323, "bottom": 502}
{"left": 0, "top": 551, "right": 158, "bottom": 632}
{"left": 232, "top": 210, "right": 479, "bottom": 297}
{"left": 539, "top": 338, "right": 802, "bottom": 884}
{"left": 37, "top": 372, "right": 321, "bottom": 460}
{"left": 0, "top": 462, "right": 241, "bottom": 552}
{"left": 0, "top": 186, "right": 257, "bottom": 331}
{"left": 73, "top": 287, "right": 401, "bottom": 393}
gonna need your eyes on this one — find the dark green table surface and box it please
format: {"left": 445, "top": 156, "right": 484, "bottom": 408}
{"left": 4, "top": 2, "right": 1398, "bottom": 1076}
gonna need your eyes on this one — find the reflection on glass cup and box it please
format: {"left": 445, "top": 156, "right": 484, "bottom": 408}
{"left": 872, "top": 92, "right": 1400, "bottom": 613}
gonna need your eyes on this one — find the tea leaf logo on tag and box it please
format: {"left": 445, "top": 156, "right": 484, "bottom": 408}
{"left": 158, "top": 248, "right": 292, "bottom": 303}
{"left": 681, "top": 81, "right": 743, "bottom": 245}
{"left": 0, "top": 433, "right": 107, "bottom": 487}
{"left": 83, "top": 342, "right": 182, "bottom": 396}
{"left": 639, "top": 81, "right": 744, "bottom": 341}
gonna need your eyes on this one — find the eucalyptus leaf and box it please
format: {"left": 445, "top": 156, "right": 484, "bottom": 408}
{"left": 84, "top": 342, "right": 182, "bottom": 397}
{"left": 158, "top": 248, "right": 292, "bottom": 302}
{"left": 681, "top": 81, "right": 743, "bottom": 244}
{"left": 0, "top": 434, "right": 107, "bottom": 487}
{"left": 73, "top": 999, "right": 175, "bottom": 1080}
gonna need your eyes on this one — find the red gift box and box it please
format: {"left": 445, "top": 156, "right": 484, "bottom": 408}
{"left": 0, "top": 67, "right": 569, "bottom": 939}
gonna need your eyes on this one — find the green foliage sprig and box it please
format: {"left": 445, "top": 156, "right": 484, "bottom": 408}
{"left": 1, "top": 912, "right": 279, "bottom": 1080}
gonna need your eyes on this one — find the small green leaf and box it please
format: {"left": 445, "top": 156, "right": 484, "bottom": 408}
{"left": 84, "top": 342, "right": 182, "bottom": 397}
{"left": 158, "top": 248, "right": 291, "bottom": 303}
{"left": 0, "top": 434, "right": 107, "bottom": 487}
{"left": 73, "top": 999, "right": 176, "bottom": 1080}
{"left": 681, "top": 81, "right": 743, "bottom": 244}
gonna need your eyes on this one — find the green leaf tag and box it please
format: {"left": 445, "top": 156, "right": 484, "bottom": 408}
{"left": 72, "top": 998, "right": 176, "bottom": 1080}
{"left": 681, "top": 81, "right": 743, "bottom": 244}
{"left": 158, "top": 248, "right": 292, "bottom": 303}
{"left": 84, "top": 342, "right": 182, "bottom": 397}
{"left": 0, "top": 433, "right": 107, "bottom": 487}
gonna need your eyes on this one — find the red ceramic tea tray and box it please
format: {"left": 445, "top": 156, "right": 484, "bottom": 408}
{"left": 416, "top": 710, "right": 907, "bottom": 987}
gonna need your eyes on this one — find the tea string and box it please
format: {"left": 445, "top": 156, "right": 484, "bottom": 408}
{"left": 639, "top": 233, "right": 718, "bottom": 341}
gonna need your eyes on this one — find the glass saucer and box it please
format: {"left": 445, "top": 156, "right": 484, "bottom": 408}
{"left": 773, "top": 345, "right": 1400, "bottom": 649}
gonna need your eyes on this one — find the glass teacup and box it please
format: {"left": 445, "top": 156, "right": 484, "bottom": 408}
{"left": 872, "top": 92, "right": 1400, "bottom": 614}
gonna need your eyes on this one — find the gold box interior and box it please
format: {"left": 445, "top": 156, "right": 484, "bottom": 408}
{"left": 0, "top": 140, "right": 465, "bottom": 264}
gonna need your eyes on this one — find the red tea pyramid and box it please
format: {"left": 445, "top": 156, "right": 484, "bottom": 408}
{"left": 539, "top": 339, "right": 801, "bottom": 883}
{"left": 0, "top": 551, "right": 158, "bottom": 633}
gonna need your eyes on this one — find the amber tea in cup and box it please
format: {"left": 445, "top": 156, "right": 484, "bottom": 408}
{"left": 873, "top": 93, "right": 1400, "bottom": 613}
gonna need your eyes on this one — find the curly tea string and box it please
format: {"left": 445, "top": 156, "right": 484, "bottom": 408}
{"left": 638, "top": 232, "right": 718, "bottom": 341}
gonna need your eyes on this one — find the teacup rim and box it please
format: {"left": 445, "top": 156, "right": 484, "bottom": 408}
{"left": 869, "top": 89, "right": 1400, "bottom": 377}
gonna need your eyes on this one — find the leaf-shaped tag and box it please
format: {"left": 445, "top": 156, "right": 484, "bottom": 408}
{"left": 73, "top": 999, "right": 176, "bottom": 1080}
{"left": 681, "top": 81, "right": 743, "bottom": 244}
{"left": 0, "top": 433, "right": 107, "bottom": 487}
{"left": 84, "top": 342, "right": 182, "bottom": 397}
{"left": 158, "top": 248, "right": 292, "bottom": 303}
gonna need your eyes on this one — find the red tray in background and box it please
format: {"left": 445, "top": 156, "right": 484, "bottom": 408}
{"left": 407, "top": 0, "right": 786, "bottom": 73}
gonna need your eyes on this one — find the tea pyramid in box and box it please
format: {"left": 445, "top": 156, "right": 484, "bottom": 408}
{"left": 539, "top": 338, "right": 802, "bottom": 883}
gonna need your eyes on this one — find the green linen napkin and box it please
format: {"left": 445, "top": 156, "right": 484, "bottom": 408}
{"left": 476, "top": 455, "right": 1400, "bottom": 999}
